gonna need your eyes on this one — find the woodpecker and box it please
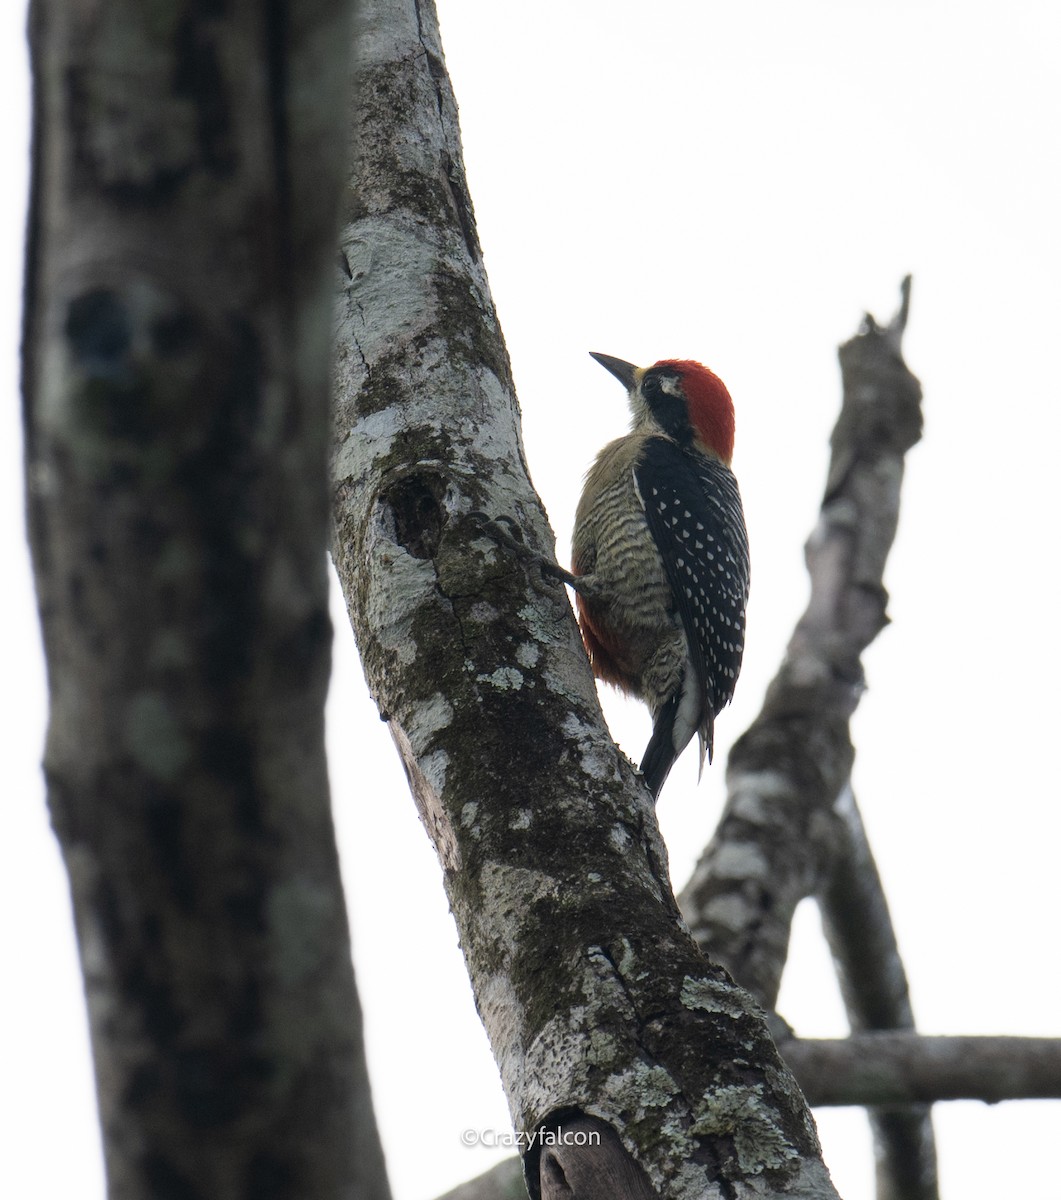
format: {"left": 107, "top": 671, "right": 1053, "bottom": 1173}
{"left": 571, "top": 353, "right": 750, "bottom": 798}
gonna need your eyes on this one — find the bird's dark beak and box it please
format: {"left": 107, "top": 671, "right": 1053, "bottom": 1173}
{"left": 589, "top": 352, "right": 639, "bottom": 391}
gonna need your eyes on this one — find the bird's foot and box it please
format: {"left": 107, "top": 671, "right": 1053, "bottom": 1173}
{"left": 468, "top": 511, "right": 569, "bottom": 599}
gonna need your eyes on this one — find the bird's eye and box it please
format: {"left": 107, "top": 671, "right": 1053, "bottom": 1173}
{"left": 648, "top": 372, "right": 681, "bottom": 399}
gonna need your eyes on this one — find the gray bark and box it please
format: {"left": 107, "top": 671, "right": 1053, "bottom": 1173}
{"left": 678, "top": 282, "right": 937, "bottom": 1200}
{"left": 678, "top": 284, "right": 922, "bottom": 1007}
{"left": 330, "top": 1, "right": 839, "bottom": 1197}
{"left": 23, "top": 2, "right": 388, "bottom": 1198}
{"left": 818, "top": 788, "right": 931, "bottom": 1200}
{"left": 782, "top": 1035, "right": 1061, "bottom": 1106}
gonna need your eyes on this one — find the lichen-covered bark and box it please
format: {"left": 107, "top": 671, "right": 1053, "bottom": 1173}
{"left": 23, "top": 2, "right": 389, "bottom": 1198}
{"left": 678, "top": 286, "right": 922, "bottom": 1003}
{"left": 437, "top": 1028, "right": 1061, "bottom": 1200}
{"left": 678, "top": 282, "right": 936, "bottom": 1200}
{"left": 330, "top": 2, "right": 838, "bottom": 1197}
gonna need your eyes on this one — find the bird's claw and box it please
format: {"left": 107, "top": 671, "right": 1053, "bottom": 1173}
{"left": 468, "top": 511, "right": 533, "bottom": 557}
{"left": 468, "top": 511, "right": 568, "bottom": 597}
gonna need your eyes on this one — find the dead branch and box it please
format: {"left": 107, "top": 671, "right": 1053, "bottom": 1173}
{"left": 782, "top": 1034, "right": 1061, "bottom": 1106}
{"left": 679, "top": 279, "right": 936, "bottom": 1200}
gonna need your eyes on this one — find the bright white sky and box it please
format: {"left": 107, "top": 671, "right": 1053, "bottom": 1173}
{"left": 2, "top": 3, "right": 1059, "bottom": 1199}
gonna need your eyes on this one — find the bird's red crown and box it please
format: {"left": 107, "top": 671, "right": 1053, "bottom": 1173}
{"left": 654, "top": 359, "right": 735, "bottom": 465}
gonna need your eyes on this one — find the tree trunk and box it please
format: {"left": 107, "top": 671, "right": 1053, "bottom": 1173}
{"left": 23, "top": 1, "right": 388, "bottom": 1197}
{"left": 330, "top": 1, "right": 839, "bottom": 1196}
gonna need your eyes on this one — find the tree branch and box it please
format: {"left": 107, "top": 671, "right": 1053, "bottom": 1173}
{"left": 782, "top": 1035, "right": 1061, "bottom": 1106}
{"left": 436, "top": 1158, "right": 527, "bottom": 1200}
{"left": 679, "top": 279, "right": 923, "bottom": 1003}
{"left": 818, "top": 787, "right": 935, "bottom": 1200}
{"left": 817, "top": 282, "right": 935, "bottom": 1200}
{"left": 679, "top": 279, "right": 936, "bottom": 1200}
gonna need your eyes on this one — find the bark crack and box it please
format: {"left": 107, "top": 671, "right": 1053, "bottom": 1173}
{"left": 434, "top": 579, "right": 471, "bottom": 659}
{"left": 441, "top": 148, "right": 479, "bottom": 263}
{"left": 410, "top": 0, "right": 480, "bottom": 262}
{"left": 350, "top": 300, "right": 371, "bottom": 379}
{"left": 593, "top": 944, "right": 641, "bottom": 1023}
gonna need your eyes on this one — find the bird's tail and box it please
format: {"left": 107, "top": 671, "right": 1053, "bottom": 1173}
{"left": 640, "top": 703, "right": 676, "bottom": 799}
{"left": 641, "top": 693, "right": 714, "bottom": 800}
